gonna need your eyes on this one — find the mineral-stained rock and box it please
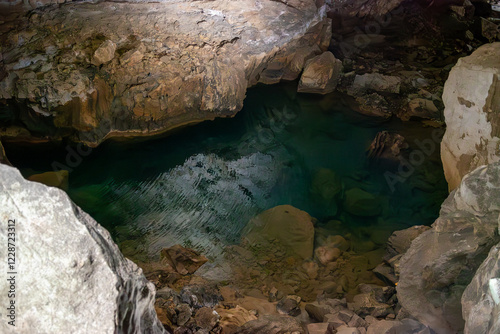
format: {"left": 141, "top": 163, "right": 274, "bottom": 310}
{"left": 0, "top": 164, "right": 165, "bottom": 334}
{"left": 298, "top": 51, "right": 343, "bottom": 94}
{"left": 397, "top": 162, "right": 500, "bottom": 334}
{"left": 234, "top": 314, "right": 305, "bottom": 334}
{"left": 160, "top": 244, "right": 208, "bottom": 275}
{"left": 242, "top": 205, "right": 315, "bottom": 259}
{"left": 0, "top": 0, "right": 330, "bottom": 146}
{"left": 441, "top": 42, "right": 500, "bottom": 191}
{"left": 462, "top": 242, "right": 500, "bottom": 334}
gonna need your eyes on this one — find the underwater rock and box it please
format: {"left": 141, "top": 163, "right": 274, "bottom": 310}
{"left": 398, "top": 161, "right": 500, "bottom": 334}
{"left": 216, "top": 305, "right": 257, "bottom": 333}
{"left": 310, "top": 168, "right": 343, "bottom": 216}
{"left": 367, "top": 131, "right": 408, "bottom": 164}
{"left": 353, "top": 93, "right": 392, "bottom": 119}
{"left": 297, "top": 51, "right": 343, "bottom": 94}
{"left": 344, "top": 188, "right": 383, "bottom": 217}
{"left": 0, "top": 164, "right": 165, "bottom": 334}
{"left": 235, "top": 314, "right": 305, "bottom": 334}
{"left": 0, "top": 0, "right": 329, "bottom": 146}
{"left": 160, "top": 244, "right": 208, "bottom": 276}
{"left": 242, "top": 205, "right": 315, "bottom": 260}
{"left": 27, "top": 170, "right": 69, "bottom": 191}
{"left": 441, "top": 42, "right": 500, "bottom": 191}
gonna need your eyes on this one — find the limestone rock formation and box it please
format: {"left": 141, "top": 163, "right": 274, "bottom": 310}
{"left": 0, "top": 0, "right": 330, "bottom": 146}
{"left": 397, "top": 161, "right": 500, "bottom": 334}
{"left": 297, "top": 51, "right": 343, "bottom": 94}
{"left": 0, "top": 164, "right": 166, "bottom": 334}
{"left": 242, "top": 205, "right": 315, "bottom": 260}
{"left": 441, "top": 42, "right": 500, "bottom": 191}
{"left": 462, "top": 242, "right": 500, "bottom": 334}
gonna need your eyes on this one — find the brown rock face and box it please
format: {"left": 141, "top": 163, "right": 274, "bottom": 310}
{"left": 0, "top": 0, "right": 330, "bottom": 146}
{"left": 297, "top": 51, "right": 342, "bottom": 94}
{"left": 242, "top": 205, "right": 315, "bottom": 260}
{"left": 441, "top": 43, "right": 500, "bottom": 191}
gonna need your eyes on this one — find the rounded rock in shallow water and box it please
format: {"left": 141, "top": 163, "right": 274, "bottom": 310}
{"left": 343, "top": 188, "right": 383, "bottom": 217}
{"left": 242, "top": 205, "right": 315, "bottom": 260}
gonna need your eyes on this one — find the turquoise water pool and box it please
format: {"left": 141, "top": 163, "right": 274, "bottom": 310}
{"left": 8, "top": 82, "right": 448, "bottom": 259}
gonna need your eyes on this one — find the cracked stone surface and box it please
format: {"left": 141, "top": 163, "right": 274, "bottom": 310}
{"left": 0, "top": 164, "right": 166, "bottom": 334}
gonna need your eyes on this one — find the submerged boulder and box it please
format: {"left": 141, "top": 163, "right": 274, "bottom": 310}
{"left": 343, "top": 188, "right": 383, "bottom": 217}
{"left": 242, "top": 205, "right": 315, "bottom": 260}
{"left": 160, "top": 244, "right": 208, "bottom": 275}
{"left": 397, "top": 161, "right": 500, "bottom": 334}
{"left": 0, "top": 164, "right": 165, "bottom": 334}
{"left": 27, "top": 170, "right": 69, "bottom": 191}
{"left": 441, "top": 42, "right": 500, "bottom": 191}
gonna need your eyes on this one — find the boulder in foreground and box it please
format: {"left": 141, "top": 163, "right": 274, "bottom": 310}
{"left": 0, "top": 164, "right": 166, "bottom": 334}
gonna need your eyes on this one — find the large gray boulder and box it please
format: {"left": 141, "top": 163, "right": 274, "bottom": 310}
{"left": 441, "top": 42, "right": 500, "bottom": 191}
{"left": 462, "top": 242, "right": 500, "bottom": 334}
{"left": 0, "top": 164, "right": 166, "bottom": 334}
{"left": 397, "top": 161, "right": 500, "bottom": 334}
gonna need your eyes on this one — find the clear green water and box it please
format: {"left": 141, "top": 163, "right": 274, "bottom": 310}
{"left": 9, "top": 82, "right": 448, "bottom": 259}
